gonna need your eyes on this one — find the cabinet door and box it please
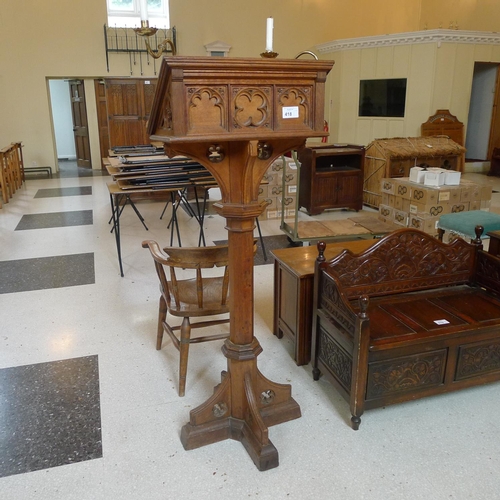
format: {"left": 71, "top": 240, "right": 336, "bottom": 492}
{"left": 336, "top": 172, "right": 363, "bottom": 209}
{"left": 278, "top": 266, "right": 298, "bottom": 341}
{"left": 315, "top": 175, "right": 338, "bottom": 207}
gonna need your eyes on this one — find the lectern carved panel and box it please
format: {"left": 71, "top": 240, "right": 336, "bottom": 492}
{"left": 187, "top": 86, "right": 227, "bottom": 133}
{"left": 232, "top": 87, "right": 271, "bottom": 130}
{"left": 161, "top": 98, "right": 173, "bottom": 133}
{"left": 276, "top": 86, "right": 312, "bottom": 130}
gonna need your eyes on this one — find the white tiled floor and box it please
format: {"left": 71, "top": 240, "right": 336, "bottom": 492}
{"left": 1, "top": 166, "right": 500, "bottom": 499}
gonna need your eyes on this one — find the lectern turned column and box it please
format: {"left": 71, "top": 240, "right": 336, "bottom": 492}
{"left": 147, "top": 56, "right": 334, "bottom": 471}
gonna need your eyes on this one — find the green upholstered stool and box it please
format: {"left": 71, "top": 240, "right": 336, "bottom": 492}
{"left": 437, "top": 210, "right": 500, "bottom": 241}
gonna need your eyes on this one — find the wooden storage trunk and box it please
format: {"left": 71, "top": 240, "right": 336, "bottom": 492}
{"left": 363, "top": 136, "right": 466, "bottom": 208}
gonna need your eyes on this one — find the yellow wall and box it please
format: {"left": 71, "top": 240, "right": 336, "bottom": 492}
{"left": 327, "top": 43, "right": 439, "bottom": 145}
{"left": 323, "top": 35, "right": 500, "bottom": 146}
{"left": 0, "top": 0, "right": 110, "bottom": 169}
{"left": 0, "top": 0, "right": 494, "bottom": 170}
{"left": 171, "top": 0, "right": 422, "bottom": 57}
{"left": 420, "top": 0, "right": 500, "bottom": 31}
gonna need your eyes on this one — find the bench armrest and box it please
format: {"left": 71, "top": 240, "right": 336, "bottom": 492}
{"left": 476, "top": 250, "right": 500, "bottom": 295}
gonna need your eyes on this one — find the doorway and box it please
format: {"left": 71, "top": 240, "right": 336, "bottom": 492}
{"left": 465, "top": 62, "right": 499, "bottom": 161}
{"left": 48, "top": 78, "right": 92, "bottom": 171}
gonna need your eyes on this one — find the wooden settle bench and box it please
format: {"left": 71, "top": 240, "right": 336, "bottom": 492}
{"left": 312, "top": 226, "right": 500, "bottom": 429}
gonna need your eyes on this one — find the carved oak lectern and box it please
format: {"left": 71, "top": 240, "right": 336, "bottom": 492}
{"left": 147, "top": 56, "right": 334, "bottom": 471}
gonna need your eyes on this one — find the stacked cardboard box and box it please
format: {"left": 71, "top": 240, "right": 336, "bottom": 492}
{"left": 378, "top": 177, "right": 493, "bottom": 235}
{"left": 258, "top": 156, "right": 298, "bottom": 220}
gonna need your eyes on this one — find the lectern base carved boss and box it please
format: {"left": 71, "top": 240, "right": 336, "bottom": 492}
{"left": 147, "top": 56, "right": 334, "bottom": 471}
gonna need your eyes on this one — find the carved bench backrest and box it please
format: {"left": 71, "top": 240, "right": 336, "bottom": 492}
{"left": 321, "top": 229, "right": 477, "bottom": 300}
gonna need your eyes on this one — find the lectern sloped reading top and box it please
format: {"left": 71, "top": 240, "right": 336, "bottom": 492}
{"left": 147, "top": 56, "right": 334, "bottom": 471}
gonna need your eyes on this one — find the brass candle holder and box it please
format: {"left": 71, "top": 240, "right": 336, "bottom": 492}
{"left": 260, "top": 50, "right": 278, "bottom": 58}
{"left": 134, "top": 20, "right": 176, "bottom": 58}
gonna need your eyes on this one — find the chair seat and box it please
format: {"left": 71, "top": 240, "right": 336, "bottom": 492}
{"left": 167, "top": 277, "right": 229, "bottom": 316}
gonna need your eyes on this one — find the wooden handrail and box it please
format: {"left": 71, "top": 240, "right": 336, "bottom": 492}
{"left": 0, "top": 142, "right": 24, "bottom": 207}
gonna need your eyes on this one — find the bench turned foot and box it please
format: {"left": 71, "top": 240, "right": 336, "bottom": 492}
{"left": 351, "top": 415, "right": 361, "bottom": 430}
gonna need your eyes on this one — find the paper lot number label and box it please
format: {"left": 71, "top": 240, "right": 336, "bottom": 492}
{"left": 282, "top": 106, "right": 299, "bottom": 119}
{"left": 434, "top": 319, "right": 450, "bottom": 325}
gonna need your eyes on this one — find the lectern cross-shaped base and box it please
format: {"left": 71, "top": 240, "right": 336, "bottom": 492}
{"left": 181, "top": 340, "right": 301, "bottom": 471}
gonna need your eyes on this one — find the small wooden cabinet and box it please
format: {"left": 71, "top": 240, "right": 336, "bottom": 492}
{"left": 272, "top": 239, "right": 376, "bottom": 366}
{"left": 298, "top": 145, "right": 365, "bottom": 215}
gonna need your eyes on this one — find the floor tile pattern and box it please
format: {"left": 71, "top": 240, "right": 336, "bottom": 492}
{"left": 15, "top": 210, "right": 93, "bottom": 231}
{"left": 0, "top": 356, "right": 102, "bottom": 478}
{"left": 1, "top": 166, "right": 500, "bottom": 499}
{"left": 0, "top": 253, "right": 95, "bottom": 294}
{"left": 54, "top": 160, "right": 108, "bottom": 178}
{"left": 34, "top": 186, "right": 92, "bottom": 198}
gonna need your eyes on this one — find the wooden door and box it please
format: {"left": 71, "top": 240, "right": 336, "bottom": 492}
{"left": 69, "top": 80, "right": 91, "bottom": 168}
{"left": 105, "top": 79, "right": 157, "bottom": 147}
{"left": 488, "top": 66, "right": 500, "bottom": 159}
{"left": 142, "top": 79, "right": 157, "bottom": 128}
{"left": 94, "top": 79, "right": 110, "bottom": 166}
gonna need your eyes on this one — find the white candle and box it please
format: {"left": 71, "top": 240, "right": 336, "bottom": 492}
{"left": 139, "top": 0, "right": 148, "bottom": 21}
{"left": 266, "top": 17, "right": 274, "bottom": 52}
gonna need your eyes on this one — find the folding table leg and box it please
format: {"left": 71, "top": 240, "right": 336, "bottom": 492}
{"left": 127, "top": 195, "right": 149, "bottom": 230}
{"left": 194, "top": 186, "right": 208, "bottom": 247}
{"left": 109, "top": 192, "right": 124, "bottom": 277}
{"left": 255, "top": 218, "right": 267, "bottom": 261}
{"left": 168, "top": 191, "right": 182, "bottom": 247}
{"left": 159, "top": 199, "right": 170, "bottom": 220}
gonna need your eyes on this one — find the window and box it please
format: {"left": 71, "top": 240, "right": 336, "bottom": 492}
{"left": 359, "top": 78, "right": 407, "bottom": 118}
{"left": 204, "top": 41, "right": 232, "bottom": 57}
{"left": 107, "top": 0, "right": 169, "bottom": 28}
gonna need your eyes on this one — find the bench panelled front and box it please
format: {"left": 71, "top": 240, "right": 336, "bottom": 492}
{"left": 312, "top": 228, "right": 500, "bottom": 429}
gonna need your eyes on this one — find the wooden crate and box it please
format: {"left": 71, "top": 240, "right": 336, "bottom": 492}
{"left": 363, "top": 136, "right": 466, "bottom": 208}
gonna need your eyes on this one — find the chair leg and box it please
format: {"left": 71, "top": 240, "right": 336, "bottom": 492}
{"left": 156, "top": 296, "right": 167, "bottom": 350}
{"left": 178, "top": 317, "right": 191, "bottom": 397}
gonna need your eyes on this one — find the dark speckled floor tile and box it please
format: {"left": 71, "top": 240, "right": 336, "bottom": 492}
{"left": 34, "top": 186, "right": 92, "bottom": 198}
{"left": 0, "top": 356, "right": 102, "bottom": 478}
{"left": 0, "top": 253, "right": 95, "bottom": 294}
{"left": 15, "top": 210, "right": 93, "bottom": 230}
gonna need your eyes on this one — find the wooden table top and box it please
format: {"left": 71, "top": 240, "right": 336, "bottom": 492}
{"left": 106, "top": 182, "right": 179, "bottom": 196}
{"left": 271, "top": 238, "right": 377, "bottom": 278}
